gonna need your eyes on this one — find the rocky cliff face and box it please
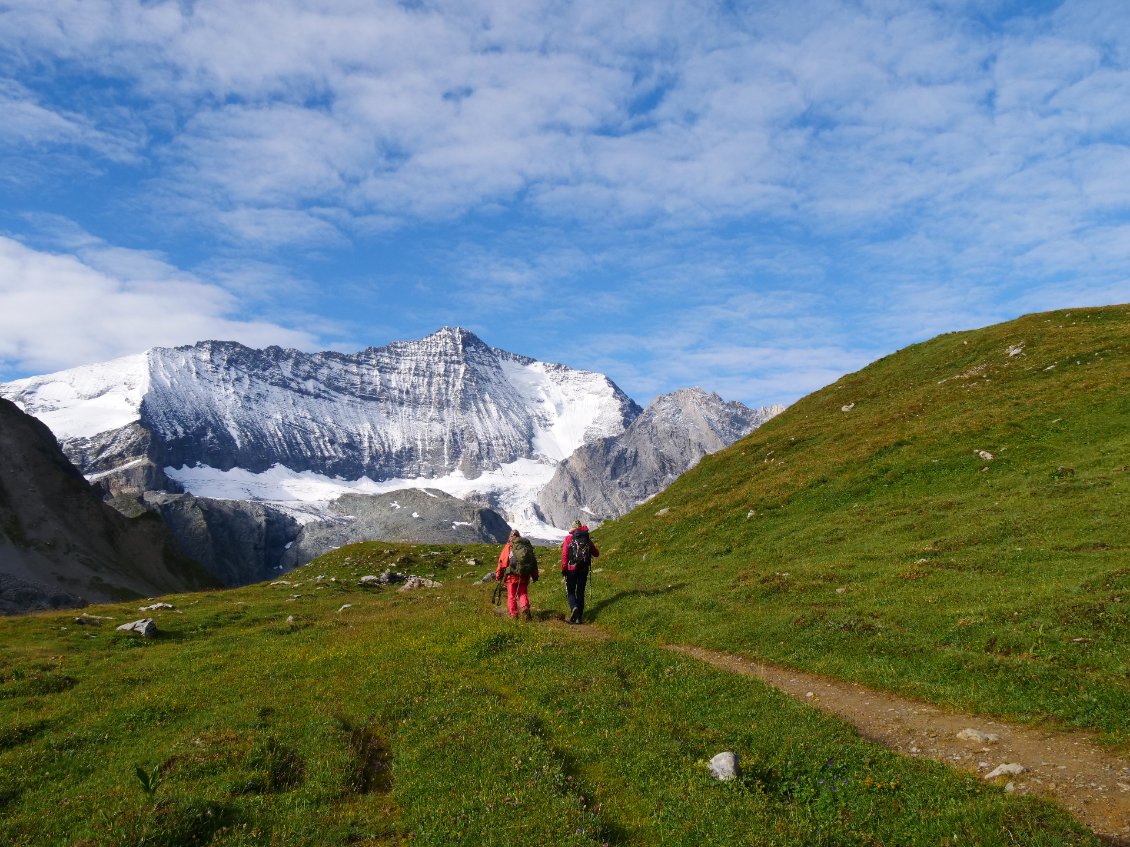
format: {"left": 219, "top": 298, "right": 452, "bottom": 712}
{"left": 0, "top": 399, "right": 216, "bottom": 614}
{"left": 140, "top": 493, "right": 302, "bottom": 587}
{"left": 537, "top": 388, "right": 783, "bottom": 527}
{"left": 2, "top": 328, "right": 641, "bottom": 494}
{"left": 279, "top": 489, "right": 511, "bottom": 569}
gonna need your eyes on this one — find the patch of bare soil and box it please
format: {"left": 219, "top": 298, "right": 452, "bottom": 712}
{"left": 668, "top": 645, "right": 1130, "bottom": 846}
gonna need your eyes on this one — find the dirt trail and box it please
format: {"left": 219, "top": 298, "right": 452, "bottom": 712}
{"left": 668, "top": 644, "right": 1130, "bottom": 846}
{"left": 529, "top": 609, "right": 1128, "bottom": 842}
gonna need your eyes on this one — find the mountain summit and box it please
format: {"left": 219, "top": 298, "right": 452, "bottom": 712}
{"left": 2, "top": 329, "right": 641, "bottom": 505}
{"left": 2, "top": 330, "right": 779, "bottom": 583}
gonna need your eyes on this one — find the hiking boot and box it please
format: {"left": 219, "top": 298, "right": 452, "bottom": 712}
{"left": 522, "top": 607, "right": 533, "bottom": 622}
{"left": 568, "top": 607, "right": 579, "bottom": 624}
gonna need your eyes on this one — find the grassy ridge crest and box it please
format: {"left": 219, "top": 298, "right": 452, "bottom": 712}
{"left": 593, "top": 305, "right": 1129, "bottom": 745}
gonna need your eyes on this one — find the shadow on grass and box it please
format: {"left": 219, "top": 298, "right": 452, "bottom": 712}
{"left": 585, "top": 583, "right": 688, "bottom": 621}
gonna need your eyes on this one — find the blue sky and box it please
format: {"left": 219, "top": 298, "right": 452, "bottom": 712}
{"left": 1, "top": 0, "right": 1128, "bottom": 409}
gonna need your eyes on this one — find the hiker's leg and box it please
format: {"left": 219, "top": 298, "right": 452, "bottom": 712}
{"left": 575, "top": 566, "right": 589, "bottom": 622}
{"left": 564, "top": 570, "right": 578, "bottom": 617}
{"left": 506, "top": 579, "right": 519, "bottom": 617}
{"left": 517, "top": 578, "right": 530, "bottom": 612}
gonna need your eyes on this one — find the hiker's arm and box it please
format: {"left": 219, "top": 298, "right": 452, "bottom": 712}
{"left": 495, "top": 545, "right": 509, "bottom": 580}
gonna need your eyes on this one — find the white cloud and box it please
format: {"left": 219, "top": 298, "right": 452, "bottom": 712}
{"left": 2, "top": 0, "right": 1129, "bottom": 398}
{"left": 0, "top": 235, "right": 321, "bottom": 375}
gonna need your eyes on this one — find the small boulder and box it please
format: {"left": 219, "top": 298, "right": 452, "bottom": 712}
{"left": 359, "top": 575, "right": 383, "bottom": 586}
{"left": 984, "top": 763, "right": 1026, "bottom": 780}
{"left": 139, "top": 602, "right": 174, "bottom": 611}
{"left": 708, "top": 751, "right": 740, "bottom": 782}
{"left": 957, "top": 728, "right": 1000, "bottom": 744}
{"left": 399, "top": 576, "right": 442, "bottom": 592}
{"left": 116, "top": 618, "right": 157, "bottom": 638}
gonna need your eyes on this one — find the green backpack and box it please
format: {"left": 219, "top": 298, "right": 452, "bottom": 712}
{"left": 507, "top": 536, "right": 538, "bottom": 578}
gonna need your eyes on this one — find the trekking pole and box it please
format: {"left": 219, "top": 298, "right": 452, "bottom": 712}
{"left": 492, "top": 576, "right": 504, "bottom": 606}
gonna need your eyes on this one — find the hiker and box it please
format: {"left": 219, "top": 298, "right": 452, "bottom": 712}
{"left": 495, "top": 529, "right": 539, "bottom": 621}
{"left": 561, "top": 520, "right": 599, "bottom": 624}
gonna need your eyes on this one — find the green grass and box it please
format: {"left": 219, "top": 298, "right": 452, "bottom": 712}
{"left": 590, "top": 305, "right": 1130, "bottom": 748}
{"left": 0, "top": 542, "right": 1100, "bottom": 846}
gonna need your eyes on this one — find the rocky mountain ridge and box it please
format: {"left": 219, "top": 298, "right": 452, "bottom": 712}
{"left": 2, "top": 330, "right": 780, "bottom": 586}
{"left": 2, "top": 328, "right": 640, "bottom": 529}
{"left": 538, "top": 388, "right": 783, "bottom": 526}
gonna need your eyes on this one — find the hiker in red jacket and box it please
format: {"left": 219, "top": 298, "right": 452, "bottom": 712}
{"left": 496, "top": 529, "right": 538, "bottom": 620}
{"left": 561, "top": 520, "right": 598, "bottom": 624}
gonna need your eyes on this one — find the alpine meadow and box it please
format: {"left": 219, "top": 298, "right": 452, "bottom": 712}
{"left": 1, "top": 305, "right": 1127, "bottom": 847}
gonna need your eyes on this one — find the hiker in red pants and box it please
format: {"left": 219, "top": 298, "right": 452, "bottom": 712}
{"left": 495, "top": 529, "right": 539, "bottom": 620}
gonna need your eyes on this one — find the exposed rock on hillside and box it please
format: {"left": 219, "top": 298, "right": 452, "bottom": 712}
{"left": 538, "top": 388, "right": 783, "bottom": 527}
{"left": 0, "top": 399, "right": 216, "bottom": 614}
{"left": 280, "top": 488, "right": 511, "bottom": 569}
{"left": 141, "top": 493, "right": 301, "bottom": 586}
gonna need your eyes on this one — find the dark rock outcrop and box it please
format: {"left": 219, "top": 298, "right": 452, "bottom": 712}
{"left": 142, "top": 493, "right": 301, "bottom": 586}
{"left": 0, "top": 399, "right": 217, "bottom": 614}
{"left": 280, "top": 489, "right": 511, "bottom": 569}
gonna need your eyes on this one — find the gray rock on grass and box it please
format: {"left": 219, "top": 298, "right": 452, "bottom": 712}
{"left": 984, "top": 763, "right": 1026, "bottom": 780}
{"left": 708, "top": 751, "right": 740, "bottom": 782}
{"left": 116, "top": 618, "right": 157, "bottom": 637}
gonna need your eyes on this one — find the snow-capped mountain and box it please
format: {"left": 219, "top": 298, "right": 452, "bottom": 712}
{"left": 537, "top": 388, "right": 784, "bottom": 527}
{"left": 2, "top": 328, "right": 641, "bottom": 536}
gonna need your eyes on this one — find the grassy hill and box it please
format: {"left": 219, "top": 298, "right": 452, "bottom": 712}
{"left": 0, "top": 305, "right": 1125, "bottom": 845}
{"left": 592, "top": 304, "right": 1129, "bottom": 747}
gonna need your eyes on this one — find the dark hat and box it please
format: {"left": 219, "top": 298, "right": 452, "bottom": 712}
{"left": 509, "top": 529, "right": 520, "bottom": 537}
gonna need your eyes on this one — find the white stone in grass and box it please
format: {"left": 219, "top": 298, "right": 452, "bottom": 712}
{"left": 975, "top": 450, "right": 994, "bottom": 461}
{"left": 116, "top": 618, "right": 157, "bottom": 637}
{"left": 139, "top": 602, "right": 174, "bottom": 611}
{"left": 338, "top": 604, "right": 353, "bottom": 613}
{"left": 708, "top": 751, "right": 740, "bottom": 782}
{"left": 359, "top": 575, "right": 383, "bottom": 586}
{"left": 957, "top": 729, "right": 1000, "bottom": 744}
{"left": 984, "top": 763, "right": 1026, "bottom": 780}
{"left": 398, "top": 576, "right": 442, "bottom": 591}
